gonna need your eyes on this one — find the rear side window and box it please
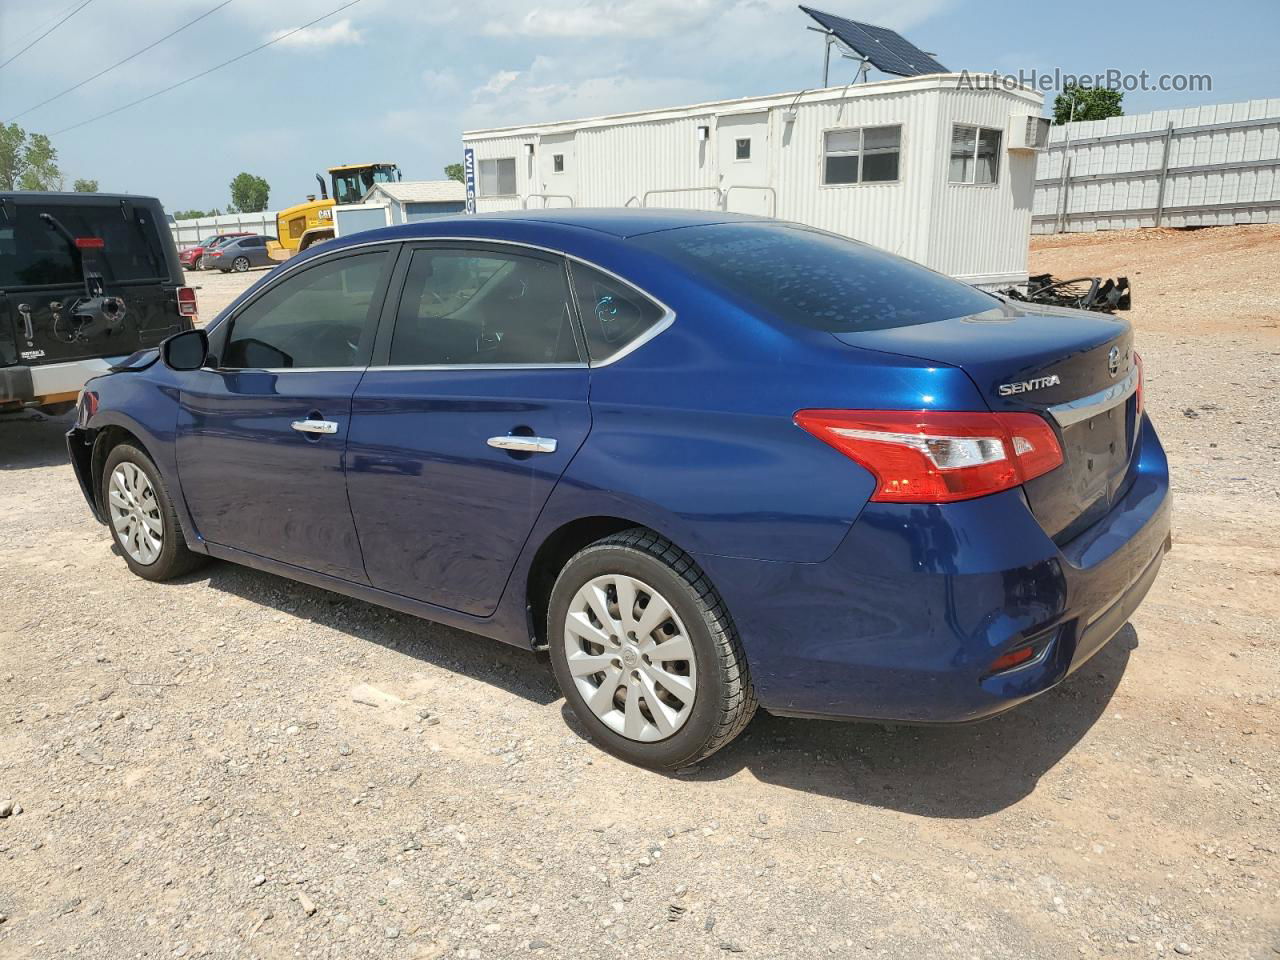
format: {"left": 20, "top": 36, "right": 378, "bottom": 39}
{"left": 389, "top": 248, "right": 580, "bottom": 366}
{"left": 0, "top": 203, "right": 167, "bottom": 288}
{"left": 222, "top": 252, "right": 387, "bottom": 368}
{"left": 635, "top": 223, "right": 997, "bottom": 332}
{"left": 568, "top": 262, "right": 667, "bottom": 362}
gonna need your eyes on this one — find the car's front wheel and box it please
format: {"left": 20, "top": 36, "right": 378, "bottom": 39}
{"left": 102, "top": 443, "right": 205, "bottom": 582}
{"left": 548, "top": 528, "right": 757, "bottom": 769}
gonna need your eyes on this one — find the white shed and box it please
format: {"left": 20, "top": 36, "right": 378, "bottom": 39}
{"left": 462, "top": 74, "right": 1047, "bottom": 288}
{"left": 333, "top": 179, "right": 468, "bottom": 238}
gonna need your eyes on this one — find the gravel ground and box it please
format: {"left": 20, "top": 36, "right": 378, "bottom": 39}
{"left": 0, "top": 227, "right": 1276, "bottom": 959}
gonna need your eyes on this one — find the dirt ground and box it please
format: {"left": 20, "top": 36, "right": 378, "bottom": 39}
{"left": 0, "top": 227, "right": 1276, "bottom": 959}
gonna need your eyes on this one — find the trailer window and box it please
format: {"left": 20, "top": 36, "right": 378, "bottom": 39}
{"left": 823, "top": 126, "right": 900, "bottom": 185}
{"left": 553, "top": 154, "right": 565, "bottom": 173}
{"left": 950, "top": 125, "right": 1002, "bottom": 184}
{"left": 735, "top": 138, "right": 751, "bottom": 160}
{"left": 637, "top": 221, "right": 997, "bottom": 333}
{"left": 478, "top": 158, "right": 517, "bottom": 197}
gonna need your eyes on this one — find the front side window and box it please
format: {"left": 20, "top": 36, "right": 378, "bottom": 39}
{"left": 221, "top": 251, "right": 388, "bottom": 369}
{"left": 389, "top": 248, "right": 580, "bottom": 366}
{"left": 478, "top": 158, "right": 517, "bottom": 197}
{"left": 950, "top": 125, "right": 1002, "bottom": 184}
{"left": 568, "top": 262, "right": 668, "bottom": 363}
{"left": 823, "top": 125, "right": 901, "bottom": 185}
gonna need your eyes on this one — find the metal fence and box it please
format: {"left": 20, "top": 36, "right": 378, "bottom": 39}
{"left": 171, "top": 210, "right": 279, "bottom": 247}
{"left": 1032, "top": 98, "right": 1280, "bottom": 233}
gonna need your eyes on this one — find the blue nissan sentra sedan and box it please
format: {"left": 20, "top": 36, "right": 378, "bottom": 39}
{"left": 67, "top": 210, "right": 1171, "bottom": 769}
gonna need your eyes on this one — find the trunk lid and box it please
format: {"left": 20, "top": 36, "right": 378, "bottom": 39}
{"left": 833, "top": 302, "right": 1140, "bottom": 543}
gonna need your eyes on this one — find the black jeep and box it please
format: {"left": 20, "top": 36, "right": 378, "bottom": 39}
{"left": 1, "top": 192, "right": 195, "bottom": 415}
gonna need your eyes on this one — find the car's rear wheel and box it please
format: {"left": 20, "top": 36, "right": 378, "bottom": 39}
{"left": 232, "top": 256, "right": 250, "bottom": 273}
{"left": 548, "top": 528, "right": 757, "bottom": 769}
{"left": 102, "top": 443, "right": 205, "bottom": 582}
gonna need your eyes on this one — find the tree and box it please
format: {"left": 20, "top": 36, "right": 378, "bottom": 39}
{"left": 0, "top": 123, "right": 63, "bottom": 191}
{"left": 172, "top": 208, "right": 220, "bottom": 220}
{"left": 444, "top": 163, "right": 464, "bottom": 184}
{"left": 73, "top": 178, "right": 99, "bottom": 192}
{"left": 1053, "top": 84, "right": 1123, "bottom": 125}
{"left": 228, "top": 172, "right": 270, "bottom": 213}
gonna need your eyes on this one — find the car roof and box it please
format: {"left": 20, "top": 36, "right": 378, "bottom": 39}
{"left": 333, "top": 208, "right": 768, "bottom": 248}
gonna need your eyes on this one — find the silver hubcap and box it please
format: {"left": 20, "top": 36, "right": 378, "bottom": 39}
{"left": 563, "top": 574, "right": 697, "bottom": 742}
{"left": 108, "top": 462, "right": 163, "bottom": 565}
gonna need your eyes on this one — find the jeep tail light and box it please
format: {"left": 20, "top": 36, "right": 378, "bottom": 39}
{"left": 176, "top": 286, "right": 198, "bottom": 320}
{"left": 794, "top": 410, "right": 1064, "bottom": 503}
{"left": 1133, "top": 351, "right": 1144, "bottom": 418}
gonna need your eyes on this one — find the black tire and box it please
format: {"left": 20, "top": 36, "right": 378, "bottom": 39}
{"left": 232, "top": 256, "right": 250, "bottom": 273}
{"left": 102, "top": 443, "right": 205, "bottom": 582}
{"left": 548, "top": 528, "right": 757, "bottom": 769}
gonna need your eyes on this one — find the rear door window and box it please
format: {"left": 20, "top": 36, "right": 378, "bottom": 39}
{"left": 635, "top": 222, "right": 997, "bottom": 332}
{"left": 567, "top": 262, "right": 668, "bottom": 362}
{"left": 0, "top": 203, "right": 167, "bottom": 288}
{"left": 388, "top": 248, "right": 581, "bottom": 366}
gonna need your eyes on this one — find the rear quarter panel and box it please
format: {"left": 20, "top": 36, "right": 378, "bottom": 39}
{"left": 546, "top": 259, "right": 990, "bottom": 564}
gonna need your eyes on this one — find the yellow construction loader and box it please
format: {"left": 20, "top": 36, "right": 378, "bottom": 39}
{"left": 271, "top": 162, "right": 400, "bottom": 259}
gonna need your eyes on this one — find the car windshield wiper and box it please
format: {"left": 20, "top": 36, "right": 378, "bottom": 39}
{"left": 39, "top": 212, "right": 104, "bottom": 298}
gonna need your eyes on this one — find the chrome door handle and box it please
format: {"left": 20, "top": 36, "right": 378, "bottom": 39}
{"left": 487, "top": 435, "right": 557, "bottom": 454}
{"left": 291, "top": 419, "right": 339, "bottom": 435}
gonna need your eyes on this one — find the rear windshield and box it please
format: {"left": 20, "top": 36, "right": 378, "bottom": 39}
{"left": 636, "top": 222, "right": 998, "bottom": 332}
{"left": 0, "top": 203, "right": 168, "bottom": 288}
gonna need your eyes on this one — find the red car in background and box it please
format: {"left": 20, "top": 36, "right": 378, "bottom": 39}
{"left": 178, "top": 233, "right": 251, "bottom": 271}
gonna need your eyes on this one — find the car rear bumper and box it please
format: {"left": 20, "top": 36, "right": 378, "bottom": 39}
{"left": 698, "top": 414, "right": 1172, "bottom": 723}
{"left": 1, "top": 356, "right": 127, "bottom": 408}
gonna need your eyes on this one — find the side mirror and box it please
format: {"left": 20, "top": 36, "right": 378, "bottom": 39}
{"left": 162, "top": 328, "right": 208, "bottom": 371}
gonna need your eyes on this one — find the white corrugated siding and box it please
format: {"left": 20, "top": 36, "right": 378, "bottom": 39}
{"left": 465, "top": 76, "right": 1043, "bottom": 284}
{"left": 1033, "top": 98, "right": 1280, "bottom": 233}
{"left": 770, "top": 88, "right": 940, "bottom": 268}
{"left": 929, "top": 87, "right": 1036, "bottom": 282}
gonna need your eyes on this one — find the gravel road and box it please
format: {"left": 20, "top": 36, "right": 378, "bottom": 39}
{"left": 0, "top": 227, "right": 1276, "bottom": 959}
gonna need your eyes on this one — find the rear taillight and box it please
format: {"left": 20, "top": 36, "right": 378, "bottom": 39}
{"left": 794, "top": 410, "right": 1064, "bottom": 503}
{"left": 176, "top": 286, "right": 198, "bottom": 320}
{"left": 1133, "top": 351, "right": 1144, "bottom": 418}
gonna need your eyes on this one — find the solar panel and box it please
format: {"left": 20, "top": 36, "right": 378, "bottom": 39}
{"left": 799, "top": 6, "right": 948, "bottom": 78}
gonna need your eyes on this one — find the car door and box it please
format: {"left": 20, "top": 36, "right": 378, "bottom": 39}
{"left": 345, "top": 242, "right": 591, "bottom": 616}
{"left": 175, "top": 245, "right": 395, "bottom": 580}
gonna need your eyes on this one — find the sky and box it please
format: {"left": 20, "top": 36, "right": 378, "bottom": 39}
{"left": 1, "top": 0, "right": 1277, "bottom": 213}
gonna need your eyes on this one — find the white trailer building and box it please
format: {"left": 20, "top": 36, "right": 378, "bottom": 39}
{"left": 462, "top": 74, "right": 1048, "bottom": 288}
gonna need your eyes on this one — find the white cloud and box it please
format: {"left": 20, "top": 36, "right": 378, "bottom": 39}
{"left": 482, "top": 0, "right": 717, "bottom": 38}
{"left": 270, "top": 17, "right": 364, "bottom": 48}
{"left": 421, "top": 68, "right": 461, "bottom": 94}
{"left": 475, "top": 69, "right": 521, "bottom": 97}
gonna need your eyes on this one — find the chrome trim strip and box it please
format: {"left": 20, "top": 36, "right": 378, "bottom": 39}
{"left": 366, "top": 363, "right": 588, "bottom": 372}
{"left": 1047, "top": 365, "right": 1139, "bottom": 428}
{"left": 205, "top": 235, "right": 677, "bottom": 368}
